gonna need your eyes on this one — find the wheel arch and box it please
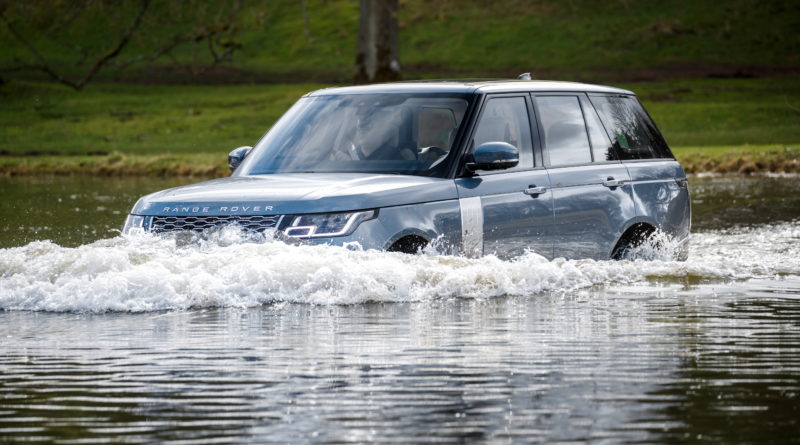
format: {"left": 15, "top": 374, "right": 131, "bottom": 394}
{"left": 610, "top": 219, "right": 659, "bottom": 260}
{"left": 384, "top": 228, "right": 434, "bottom": 254}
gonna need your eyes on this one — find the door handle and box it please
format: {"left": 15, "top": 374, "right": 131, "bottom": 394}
{"left": 524, "top": 186, "right": 547, "bottom": 195}
{"left": 602, "top": 177, "right": 624, "bottom": 188}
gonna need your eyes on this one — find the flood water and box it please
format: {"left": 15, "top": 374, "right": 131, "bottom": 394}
{"left": 1, "top": 175, "right": 799, "bottom": 443}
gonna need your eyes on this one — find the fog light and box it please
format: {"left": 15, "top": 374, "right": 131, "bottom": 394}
{"left": 122, "top": 215, "right": 146, "bottom": 235}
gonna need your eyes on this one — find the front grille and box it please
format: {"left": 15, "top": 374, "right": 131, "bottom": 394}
{"left": 150, "top": 215, "right": 281, "bottom": 234}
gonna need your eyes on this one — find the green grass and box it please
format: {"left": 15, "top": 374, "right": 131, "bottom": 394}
{"left": 397, "top": 0, "right": 800, "bottom": 77}
{"left": 1, "top": 0, "right": 798, "bottom": 82}
{"left": 1, "top": 77, "right": 798, "bottom": 175}
{"left": 2, "top": 1, "right": 798, "bottom": 176}
{"left": 618, "top": 78, "right": 800, "bottom": 147}
{"left": 0, "top": 81, "right": 322, "bottom": 155}
{"left": 2, "top": 77, "right": 798, "bottom": 154}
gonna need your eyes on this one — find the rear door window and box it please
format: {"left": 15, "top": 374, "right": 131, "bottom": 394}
{"left": 588, "top": 94, "right": 673, "bottom": 160}
{"left": 534, "top": 95, "right": 592, "bottom": 166}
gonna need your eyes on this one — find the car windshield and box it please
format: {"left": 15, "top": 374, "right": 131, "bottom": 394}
{"left": 237, "top": 93, "right": 472, "bottom": 177}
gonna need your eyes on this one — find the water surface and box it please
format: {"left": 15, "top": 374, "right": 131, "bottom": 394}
{"left": 0, "top": 176, "right": 194, "bottom": 248}
{"left": 1, "top": 175, "right": 799, "bottom": 443}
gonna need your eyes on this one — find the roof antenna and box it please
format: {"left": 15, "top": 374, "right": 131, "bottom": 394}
{"left": 517, "top": 72, "right": 533, "bottom": 80}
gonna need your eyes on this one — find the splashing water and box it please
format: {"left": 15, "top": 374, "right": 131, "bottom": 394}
{"left": 1, "top": 222, "right": 798, "bottom": 313}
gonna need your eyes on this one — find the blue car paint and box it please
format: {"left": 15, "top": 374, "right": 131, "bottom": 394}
{"left": 132, "top": 173, "right": 458, "bottom": 216}
{"left": 124, "top": 80, "right": 691, "bottom": 260}
{"left": 547, "top": 163, "right": 636, "bottom": 260}
{"left": 309, "top": 200, "right": 463, "bottom": 254}
{"left": 625, "top": 160, "right": 692, "bottom": 240}
{"left": 455, "top": 169, "right": 555, "bottom": 259}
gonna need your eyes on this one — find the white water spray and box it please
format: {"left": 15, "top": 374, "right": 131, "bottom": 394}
{"left": 1, "top": 222, "right": 798, "bottom": 312}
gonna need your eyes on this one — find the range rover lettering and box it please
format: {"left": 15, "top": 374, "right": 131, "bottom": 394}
{"left": 123, "top": 79, "right": 691, "bottom": 260}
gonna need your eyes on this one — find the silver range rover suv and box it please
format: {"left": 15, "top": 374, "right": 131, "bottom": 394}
{"left": 123, "top": 79, "right": 691, "bottom": 260}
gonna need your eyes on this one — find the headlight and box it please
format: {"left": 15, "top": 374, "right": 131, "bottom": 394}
{"left": 284, "top": 210, "right": 375, "bottom": 238}
{"left": 122, "top": 214, "right": 146, "bottom": 235}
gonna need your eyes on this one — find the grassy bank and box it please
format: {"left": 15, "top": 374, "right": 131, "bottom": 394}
{"left": 672, "top": 145, "right": 799, "bottom": 174}
{"left": 2, "top": 145, "right": 796, "bottom": 178}
{"left": 0, "top": 152, "right": 229, "bottom": 177}
{"left": 1, "top": 77, "right": 798, "bottom": 176}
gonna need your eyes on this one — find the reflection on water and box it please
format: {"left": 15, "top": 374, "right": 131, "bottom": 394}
{"left": 690, "top": 175, "right": 800, "bottom": 231}
{"left": 2, "top": 290, "right": 799, "bottom": 443}
{"left": 1, "top": 175, "right": 799, "bottom": 443}
{"left": 0, "top": 176, "right": 194, "bottom": 248}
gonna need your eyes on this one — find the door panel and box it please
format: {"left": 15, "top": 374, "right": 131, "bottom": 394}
{"left": 455, "top": 94, "right": 554, "bottom": 259}
{"left": 532, "top": 92, "right": 636, "bottom": 260}
{"left": 456, "top": 170, "right": 554, "bottom": 259}
{"left": 548, "top": 164, "right": 635, "bottom": 259}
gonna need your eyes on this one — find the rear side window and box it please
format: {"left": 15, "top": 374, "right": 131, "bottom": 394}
{"left": 589, "top": 95, "right": 673, "bottom": 160}
{"left": 535, "top": 96, "right": 592, "bottom": 166}
{"left": 580, "top": 96, "right": 617, "bottom": 162}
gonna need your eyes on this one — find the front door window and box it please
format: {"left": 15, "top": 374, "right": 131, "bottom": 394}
{"left": 471, "top": 97, "right": 534, "bottom": 172}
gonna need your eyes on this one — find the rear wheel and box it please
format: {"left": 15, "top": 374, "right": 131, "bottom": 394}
{"left": 611, "top": 223, "right": 657, "bottom": 260}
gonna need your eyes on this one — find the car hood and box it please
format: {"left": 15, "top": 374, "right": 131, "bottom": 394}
{"left": 132, "top": 173, "right": 458, "bottom": 215}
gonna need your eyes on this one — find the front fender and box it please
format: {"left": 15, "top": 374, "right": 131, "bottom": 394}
{"left": 306, "top": 199, "right": 462, "bottom": 254}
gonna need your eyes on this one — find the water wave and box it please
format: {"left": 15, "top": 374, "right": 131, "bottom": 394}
{"left": 1, "top": 222, "right": 798, "bottom": 312}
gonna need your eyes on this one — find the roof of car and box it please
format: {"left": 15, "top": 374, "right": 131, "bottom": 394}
{"left": 307, "top": 79, "right": 634, "bottom": 96}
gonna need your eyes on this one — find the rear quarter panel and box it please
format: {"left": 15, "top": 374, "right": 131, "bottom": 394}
{"left": 625, "top": 160, "right": 691, "bottom": 241}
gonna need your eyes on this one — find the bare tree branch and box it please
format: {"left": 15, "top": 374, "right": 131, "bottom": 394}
{"left": 77, "top": 0, "right": 149, "bottom": 89}
{"left": 0, "top": 11, "right": 70, "bottom": 85}
{"left": 46, "top": 0, "right": 93, "bottom": 38}
{"left": 0, "top": 0, "right": 150, "bottom": 90}
{"left": 112, "top": 0, "right": 242, "bottom": 72}
{"left": 112, "top": 34, "right": 186, "bottom": 71}
{"left": 1, "top": 0, "right": 245, "bottom": 86}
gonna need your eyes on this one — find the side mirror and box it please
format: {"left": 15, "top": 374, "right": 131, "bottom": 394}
{"left": 228, "top": 146, "right": 252, "bottom": 172}
{"left": 465, "top": 142, "right": 519, "bottom": 172}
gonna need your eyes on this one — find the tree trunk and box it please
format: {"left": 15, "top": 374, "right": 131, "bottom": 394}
{"left": 354, "top": 0, "right": 400, "bottom": 84}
